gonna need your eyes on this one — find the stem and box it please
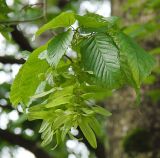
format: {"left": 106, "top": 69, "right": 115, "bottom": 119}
{"left": 21, "top": 2, "right": 44, "bottom": 11}
{"left": 64, "top": 55, "right": 73, "bottom": 63}
{"left": 0, "top": 16, "right": 44, "bottom": 25}
{"left": 70, "top": 26, "right": 76, "bottom": 31}
{"left": 43, "top": 0, "right": 47, "bottom": 21}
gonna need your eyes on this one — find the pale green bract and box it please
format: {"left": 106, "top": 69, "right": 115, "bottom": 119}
{"left": 79, "top": 118, "right": 97, "bottom": 148}
{"left": 10, "top": 11, "right": 155, "bottom": 149}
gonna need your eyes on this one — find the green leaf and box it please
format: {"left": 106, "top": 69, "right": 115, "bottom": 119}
{"left": 79, "top": 118, "right": 97, "bottom": 148}
{"left": 113, "top": 32, "right": 155, "bottom": 88}
{"left": 36, "top": 11, "right": 75, "bottom": 36}
{"left": 0, "top": 31, "right": 11, "bottom": 41}
{"left": 81, "top": 108, "right": 94, "bottom": 115}
{"left": 81, "top": 92, "right": 111, "bottom": 100}
{"left": 0, "top": 0, "right": 11, "bottom": 14}
{"left": 76, "top": 13, "right": 119, "bottom": 32}
{"left": 92, "top": 106, "right": 112, "bottom": 117}
{"left": 81, "top": 85, "right": 112, "bottom": 100}
{"left": 47, "top": 29, "right": 74, "bottom": 67}
{"left": 10, "top": 44, "right": 49, "bottom": 107}
{"left": 81, "top": 33, "right": 123, "bottom": 88}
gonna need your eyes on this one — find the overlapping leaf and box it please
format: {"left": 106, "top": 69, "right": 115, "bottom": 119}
{"left": 0, "top": 0, "right": 11, "bottom": 20}
{"left": 112, "top": 32, "right": 155, "bottom": 88}
{"left": 10, "top": 44, "right": 49, "bottom": 106}
{"left": 36, "top": 11, "right": 75, "bottom": 36}
{"left": 76, "top": 13, "right": 119, "bottom": 32}
{"left": 47, "top": 29, "right": 74, "bottom": 66}
{"left": 81, "top": 33, "right": 123, "bottom": 88}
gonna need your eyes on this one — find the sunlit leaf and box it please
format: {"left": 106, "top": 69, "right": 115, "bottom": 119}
{"left": 10, "top": 44, "right": 49, "bottom": 107}
{"left": 36, "top": 11, "right": 75, "bottom": 36}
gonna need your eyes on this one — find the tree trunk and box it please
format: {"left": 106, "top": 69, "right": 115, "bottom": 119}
{"left": 107, "top": 1, "right": 160, "bottom": 158}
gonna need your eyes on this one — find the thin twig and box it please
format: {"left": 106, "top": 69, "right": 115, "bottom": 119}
{"left": 21, "top": 2, "right": 44, "bottom": 11}
{"left": 50, "top": 31, "right": 57, "bottom": 36}
{"left": 70, "top": 26, "right": 76, "bottom": 31}
{"left": 43, "top": 0, "right": 47, "bottom": 21}
{"left": 64, "top": 55, "right": 73, "bottom": 63}
{"left": 0, "top": 16, "right": 44, "bottom": 25}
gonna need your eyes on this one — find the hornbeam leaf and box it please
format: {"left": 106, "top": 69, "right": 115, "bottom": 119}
{"left": 81, "top": 33, "right": 123, "bottom": 88}
{"left": 47, "top": 29, "right": 74, "bottom": 66}
{"left": 36, "top": 11, "right": 75, "bottom": 36}
{"left": 10, "top": 44, "right": 49, "bottom": 107}
{"left": 113, "top": 32, "right": 155, "bottom": 87}
{"left": 76, "top": 13, "right": 119, "bottom": 32}
{"left": 76, "top": 13, "right": 108, "bottom": 28}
